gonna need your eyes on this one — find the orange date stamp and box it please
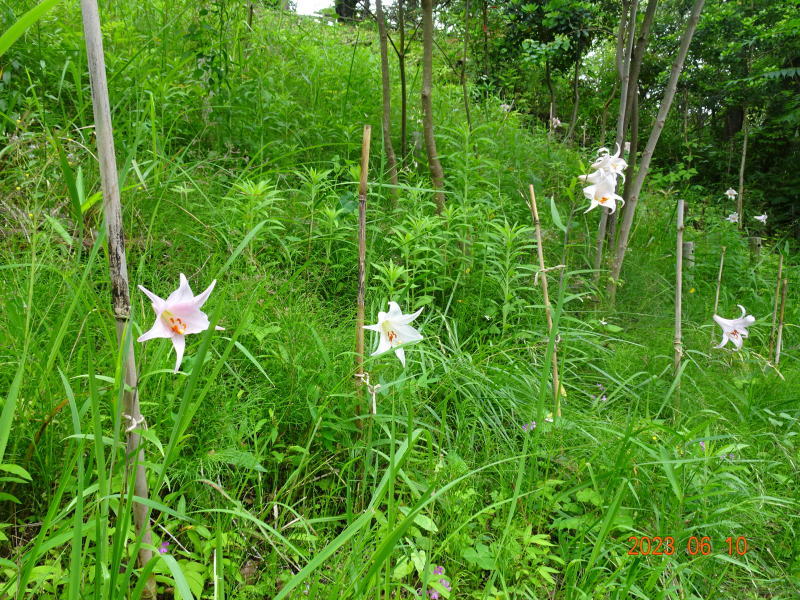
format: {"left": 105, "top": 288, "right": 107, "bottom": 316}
{"left": 627, "top": 536, "right": 749, "bottom": 556}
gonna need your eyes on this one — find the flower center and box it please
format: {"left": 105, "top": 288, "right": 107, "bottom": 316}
{"left": 381, "top": 321, "right": 399, "bottom": 345}
{"left": 162, "top": 309, "right": 187, "bottom": 335}
{"left": 729, "top": 330, "right": 739, "bottom": 337}
{"left": 599, "top": 196, "right": 609, "bottom": 204}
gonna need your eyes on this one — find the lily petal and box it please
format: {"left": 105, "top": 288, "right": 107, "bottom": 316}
{"left": 138, "top": 285, "right": 166, "bottom": 313}
{"left": 171, "top": 333, "right": 186, "bottom": 373}
{"left": 395, "top": 323, "right": 423, "bottom": 344}
{"left": 137, "top": 318, "right": 172, "bottom": 342}
{"left": 394, "top": 306, "right": 424, "bottom": 326}
{"left": 394, "top": 346, "right": 406, "bottom": 367}
{"left": 166, "top": 273, "right": 194, "bottom": 304}
{"left": 192, "top": 280, "right": 217, "bottom": 309}
{"left": 371, "top": 333, "right": 392, "bottom": 357}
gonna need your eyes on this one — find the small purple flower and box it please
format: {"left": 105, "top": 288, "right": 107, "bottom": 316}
{"left": 440, "top": 578, "right": 451, "bottom": 591}
{"left": 699, "top": 441, "right": 706, "bottom": 450}
{"left": 728, "top": 453, "right": 735, "bottom": 460}
{"left": 522, "top": 421, "right": 536, "bottom": 431}
{"left": 596, "top": 383, "right": 605, "bottom": 391}
{"left": 433, "top": 565, "right": 444, "bottom": 575}
{"left": 429, "top": 590, "right": 439, "bottom": 600}
{"left": 158, "top": 541, "right": 170, "bottom": 555}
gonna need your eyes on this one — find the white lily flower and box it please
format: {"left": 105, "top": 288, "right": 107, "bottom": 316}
{"left": 623, "top": 141, "right": 631, "bottom": 154}
{"left": 725, "top": 212, "right": 739, "bottom": 223}
{"left": 364, "top": 301, "right": 423, "bottom": 367}
{"left": 583, "top": 174, "right": 624, "bottom": 214}
{"left": 500, "top": 103, "right": 512, "bottom": 112}
{"left": 591, "top": 145, "right": 627, "bottom": 179}
{"left": 713, "top": 305, "right": 755, "bottom": 350}
{"left": 551, "top": 116, "right": 561, "bottom": 128}
{"left": 754, "top": 213, "right": 767, "bottom": 224}
{"left": 138, "top": 273, "right": 224, "bottom": 373}
{"left": 725, "top": 188, "right": 738, "bottom": 199}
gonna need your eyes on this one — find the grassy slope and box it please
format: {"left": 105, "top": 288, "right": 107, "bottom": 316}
{"left": 1, "top": 5, "right": 798, "bottom": 599}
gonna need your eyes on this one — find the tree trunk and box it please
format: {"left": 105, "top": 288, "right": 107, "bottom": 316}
{"left": 594, "top": 0, "right": 635, "bottom": 285}
{"left": 460, "top": 0, "right": 472, "bottom": 131}
{"left": 622, "top": 0, "right": 658, "bottom": 140}
{"left": 545, "top": 58, "right": 555, "bottom": 135}
{"left": 376, "top": 0, "right": 400, "bottom": 205}
{"left": 737, "top": 109, "right": 748, "bottom": 229}
{"left": 421, "top": 0, "right": 445, "bottom": 212}
{"left": 608, "top": 0, "right": 706, "bottom": 301}
{"left": 565, "top": 40, "right": 582, "bottom": 142}
{"left": 398, "top": 0, "right": 408, "bottom": 158}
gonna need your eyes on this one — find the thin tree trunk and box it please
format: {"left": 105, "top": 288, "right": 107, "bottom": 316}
{"left": 355, "top": 125, "right": 371, "bottom": 420}
{"left": 594, "top": 0, "right": 635, "bottom": 285}
{"left": 398, "top": 0, "right": 408, "bottom": 158}
{"left": 565, "top": 40, "right": 582, "bottom": 142}
{"left": 599, "top": 82, "right": 618, "bottom": 144}
{"left": 421, "top": 0, "right": 445, "bottom": 212}
{"left": 607, "top": 0, "right": 641, "bottom": 247}
{"left": 460, "top": 0, "right": 472, "bottom": 130}
{"left": 622, "top": 0, "right": 658, "bottom": 137}
{"left": 618, "top": 84, "right": 639, "bottom": 233}
{"left": 737, "top": 109, "right": 748, "bottom": 229}
{"left": 376, "top": 0, "right": 399, "bottom": 206}
{"left": 608, "top": 0, "right": 706, "bottom": 302}
{"left": 80, "top": 0, "right": 155, "bottom": 596}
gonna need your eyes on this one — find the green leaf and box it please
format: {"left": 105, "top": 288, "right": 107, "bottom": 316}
{"left": 576, "top": 488, "right": 603, "bottom": 507}
{"left": 0, "top": 463, "right": 32, "bottom": 480}
{"left": 549, "top": 195, "right": 567, "bottom": 233}
{"left": 44, "top": 214, "right": 73, "bottom": 247}
{"left": 0, "top": 0, "right": 63, "bottom": 58}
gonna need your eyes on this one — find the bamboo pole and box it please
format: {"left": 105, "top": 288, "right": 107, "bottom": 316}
{"left": 674, "top": 200, "right": 685, "bottom": 374}
{"left": 528, "top": 185, "right": 562, "bottom": 417}
{"left": 355, "top": 125, "right": 372, "bottom": 420}
{"left": 769, "top": 254, "right": 784, "bottom": 356}
{"left": 775, "top": 278, "right": 788, "bottom": 365}
{"left": 712, "top": 246, "right": 726, "bottom": 343}
{"left": 80, "top": 0, "right": 154, "bottom": 595}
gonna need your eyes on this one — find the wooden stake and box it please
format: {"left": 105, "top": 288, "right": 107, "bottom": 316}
{"left": 355, "top": 125, "right": 372, "bottom": 420}
{"left": 80, "top": 0, "right": 154, "bottom": 595}
{"left": 769, "top": 254, "right": 784, "bottom": 356}
{"left": 775, "top": 278, "right": 788, "bottom": 366}
{"left": 674, "top": 200, "right": 685, "bottom": 374}
{"left": 528, "top": 185, "right": 562, "bottom": 417}
{"left": 712, "top": 246, "right": 726, "bottom": 343}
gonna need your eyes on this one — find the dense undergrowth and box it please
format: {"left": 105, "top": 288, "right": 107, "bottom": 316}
{"left": 1, "top": 4, "right": 798, "bottom": 599}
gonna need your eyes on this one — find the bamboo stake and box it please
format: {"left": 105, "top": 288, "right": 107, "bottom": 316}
{"left": 712, "top": 246, "right": 726, "bottom": 343}
{"left": 355, "top": 125, "right": 372, "bottom": 420}
{"left": 775, "top": 278, "right": 788, "bottom": 366}
{"left": 769, "top": 254, "right": 784, "bottom": 356}
{"left": 528, "top": 185, "right": 561, "bottom": 417}
{"left": 674, "top": 200, "right": 685, "bottom": 374}
{"left": 80, "top": 0, "right": 154, "bottom": 595}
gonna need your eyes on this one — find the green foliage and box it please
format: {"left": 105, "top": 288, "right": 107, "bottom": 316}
{"left": 0, "top": 3, "right": 798, "bottom": 600}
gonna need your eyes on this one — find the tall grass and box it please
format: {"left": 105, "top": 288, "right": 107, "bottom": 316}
{"left": 0, "top": 3, "right": 798, "bottom": 599}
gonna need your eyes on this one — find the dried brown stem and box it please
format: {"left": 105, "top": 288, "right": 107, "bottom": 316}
{"left": 528, "top": 185, "right": 561, "bottom": 417}
{"left": 355, "top": 125, "right": 372, "bottom": 421}
{"left": 80, "top": 0, "right": 154, "bottom": 595}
